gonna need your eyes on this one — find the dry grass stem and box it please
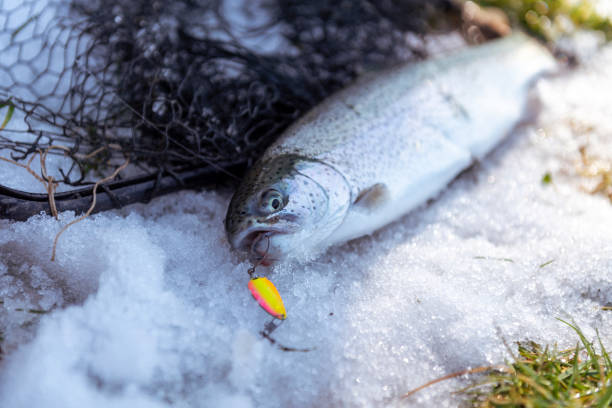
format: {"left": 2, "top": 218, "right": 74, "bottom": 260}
{"left": 1, "top": 145, "right": 73, "bottom": 219}
{"left": 51, "top": 158, "right": 129, "bottom": 261}
{"left": 0, "top": 155, "right": 45, "bottom": 183}
{"left": 576, "top": 146, "right": 612, "bottom": 202}
{"left": 74, "top": 144, "right": 122, "bottom": 161}
{"left": 1, "top": 142, "right": 129, "bottom": 260}
{"left": 401, "top": 365, "right": 507, "bottom": 400}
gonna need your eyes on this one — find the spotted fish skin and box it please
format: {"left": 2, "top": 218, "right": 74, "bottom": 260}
{"left": 225, "top": 33, "right": 556, "bottom": 263}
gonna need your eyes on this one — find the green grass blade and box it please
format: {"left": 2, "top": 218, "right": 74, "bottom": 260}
{"left": 596, "top": 329, "right": 612, "bottom": 371}
{"left": 539, "top": 259, "right": 555, "bottom": 268}
{"left": 596, "top": 379, "right": 612, "bottom": 408}
{"left": 456, "top": 319, "right": 612, "bottom": 407}
{"left": 557, "top": 318, "right": 600, "bottom": 373}
{"left": 566, "top": 342, "right": 580, "bottom": 399}
{"left": 0, "top": 103, "right": 15, "bottom": 130}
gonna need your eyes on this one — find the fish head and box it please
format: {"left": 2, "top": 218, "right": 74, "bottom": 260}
{"left": 225, "top": 155, "right": 351, "bottom": 265}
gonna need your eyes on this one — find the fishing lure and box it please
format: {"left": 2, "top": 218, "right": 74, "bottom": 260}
{"left": 246, "top": 234, "right": 287, "bottom": 320}
{"left": 247, "top": 274, "right": 312, "bottom": 352}
{"left": 248, "top": 276, "right": 287, "bottom": 320}
{"left": 244, "top": 236, "right": 313, "bottom": 352}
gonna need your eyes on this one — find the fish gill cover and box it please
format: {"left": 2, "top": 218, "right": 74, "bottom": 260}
{"left": 0, "top": 0, "right": 455, "bottom": 219}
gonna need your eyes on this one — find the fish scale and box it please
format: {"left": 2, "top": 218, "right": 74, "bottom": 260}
{"left": 226, "top": 33, "right": 557, "bottom": 263}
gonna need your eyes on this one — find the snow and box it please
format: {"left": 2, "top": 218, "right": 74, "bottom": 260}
{"left": 2, "top": 3, "right": 612, "bottom": 407}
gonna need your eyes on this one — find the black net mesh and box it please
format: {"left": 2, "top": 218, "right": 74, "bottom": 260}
{"left": 0, "top": 0, "right": 457, "bottom": 218}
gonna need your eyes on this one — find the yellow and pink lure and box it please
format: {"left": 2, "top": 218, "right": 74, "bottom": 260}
{"left": 248, "top": 277, "right": 287, "bottom": 320}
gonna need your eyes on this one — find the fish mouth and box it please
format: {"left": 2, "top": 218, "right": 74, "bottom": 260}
{"left": 250, "top": 232, "right": 275, "bottom": 266}
{"left": 234, "top": 226, "right": 280, "bottom": 251}
{"left": 232, "top": 225, "right": 290, "bottom": 265}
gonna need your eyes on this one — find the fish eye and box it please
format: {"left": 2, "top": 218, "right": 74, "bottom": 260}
{"left": 259, "top": 189, "right": 285, "bottom": 214}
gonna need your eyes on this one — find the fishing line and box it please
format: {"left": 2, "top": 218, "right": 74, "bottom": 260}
{"left": 247, "top": 233, "right": 270, "bottom": 277}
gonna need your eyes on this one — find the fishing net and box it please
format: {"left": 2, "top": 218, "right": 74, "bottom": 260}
{"left": 0, "top": 0, "right": 457, "bottom": 220}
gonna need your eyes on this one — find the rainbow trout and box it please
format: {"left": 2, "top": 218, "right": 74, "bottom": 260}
{"left": 225, "top": 33, "right": 556, "bottom": 265}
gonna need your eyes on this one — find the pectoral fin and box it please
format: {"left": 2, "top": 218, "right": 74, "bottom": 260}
{"left": 354, "top": 183, "right": 389, "bottom": 211}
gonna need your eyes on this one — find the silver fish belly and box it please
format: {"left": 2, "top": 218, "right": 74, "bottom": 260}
{"left": 225, "top": 33, "right": 556, "bottom": 263}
